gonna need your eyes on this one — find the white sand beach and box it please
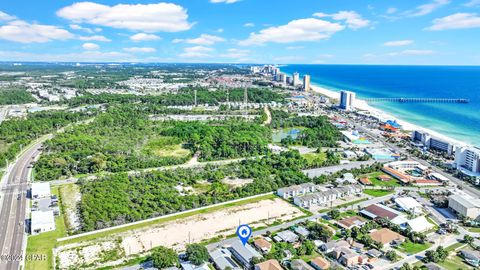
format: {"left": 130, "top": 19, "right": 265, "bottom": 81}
{"left": 310, "top": 84, "right": 468, "bottom": 147}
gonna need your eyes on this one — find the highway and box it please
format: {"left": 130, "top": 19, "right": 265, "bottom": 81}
{"left": 0, "top": 142, "right": 43, "bottom": 270}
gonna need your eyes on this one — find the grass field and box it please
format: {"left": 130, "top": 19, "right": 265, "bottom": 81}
{"left": 141, "top": 136, "right": 190, "bottom": 158}
{"left": 363, "top": 189, "right": 395, "bottom": 197}
{"left": 360, "top": 171, "right": 401, "bottom": 187}
{"left": 58, "top": 193, "right": 278, "bottom": 246}
{"left": 302, "top": 152, "right": 327, "bottom": 167}
{"left": 397, "top": 240, "right": 431, "bottom": 254}
{"left": 25, "top": 187, "right": 67, "bottom": 270}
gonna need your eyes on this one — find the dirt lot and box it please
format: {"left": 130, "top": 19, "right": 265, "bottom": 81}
{"left": 55, "top": 197, "right": 304, "bottom": 269}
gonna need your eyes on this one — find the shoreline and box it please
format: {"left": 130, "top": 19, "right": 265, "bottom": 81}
{"left": 308, "top": 84, "right": 468, "bottom": 148}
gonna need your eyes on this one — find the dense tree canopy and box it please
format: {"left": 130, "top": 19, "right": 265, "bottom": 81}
{"left": 0, "top": 88, "right": 35, "bottom": 105}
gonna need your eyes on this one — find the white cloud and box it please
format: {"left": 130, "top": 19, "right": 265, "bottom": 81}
{"left": 386, "top": 8, "right": 398, "bottom": 14}
{"left": 78, "top": 35, "right": 111, "bottom": 42}
{"left": 210, "top": 0, "right": 241, "bottom": 3}
{"left": 0, "top": 50, "right": 134, "bottom": 62}
{"left": 427, "top": 13, "right": 480, "bottom": 30}
{"left": 0, "top": 11, "right": 15, "bottom": 21}
{"left": 174, "top": 34, "right": 225, "bottom": 45}
{"left": 244, "top": 23, "right": 255, "bottom": 27}
{"left": 216, "top": 28, "right": 224, "bottom": 33}
{"left": 130, "top": 33, "right": 161, "bottom": 42}
{"left": 388, "top": 50, "right": 434, "bottom": 56}
{"left": 220, "top": 48, "right": 249, "bottom": 58}
{"left": 69, "top": 24, "right": 94, "bottom": 34}
{"left": 465, "top": 0, "right": 480, "bottom": 7}
{"left": 179, "top": 46, "right": 213, "bottom": 58}
{"left": 314, "top": 11, "right": 370, "bottom": 30}
{"left": 408, "top": 0, "right": 450, "bottom": 17}
{"left": 57, "top": 2, "right": 192, "bottom": 32}
{"left": 123, "top": 47, "right": 156, "bottom": 53}
{"left": 383, "top": 40, "right": 414, "bottom": 47}
{"left": 239, "top": 18, "right": 344, "bottom": 46}
{"left": 0, "top": 20, "right": 74, "bottom": 43}
{"left": 82, "top": 42, "right": 99, "bottom": 50}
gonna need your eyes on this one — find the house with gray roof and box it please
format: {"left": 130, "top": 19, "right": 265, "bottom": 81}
{"left": 209, "top": 248, "right": 242, "bottom": 270}
{"left": 228, "top": 242, "right": 262, "bottom": 269}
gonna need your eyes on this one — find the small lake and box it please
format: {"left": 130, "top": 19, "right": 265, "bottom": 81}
{"left": 272, "top": 128, "right": 303, "bottom": 143}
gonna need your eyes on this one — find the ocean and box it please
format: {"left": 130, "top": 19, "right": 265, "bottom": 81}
{"left": 281, "top": 65, "right": 480, "bottom": 146}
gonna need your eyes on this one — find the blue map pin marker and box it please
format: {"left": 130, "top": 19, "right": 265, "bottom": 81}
{"left": 236, "top": 224, "right": 252, "bottom": 246}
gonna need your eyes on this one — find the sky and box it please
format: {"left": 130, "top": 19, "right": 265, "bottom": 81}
{"left": 0, "top": 0, "right": 480, "bottom": 65}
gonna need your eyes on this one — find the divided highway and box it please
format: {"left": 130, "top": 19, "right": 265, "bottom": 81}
{"left": 0, "top": 141, "right": 44, "bottom": 270}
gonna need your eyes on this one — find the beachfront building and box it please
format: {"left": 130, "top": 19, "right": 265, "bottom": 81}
{"left": 455, "top": 147, "right": 480, "bottom": 181}
{"left": 411, "top": 130, "right": 454, "bottom": 155}
{"left": 292, "top": 72, "right": 300, "bottom": 86}
{"left": 339, "top": 90, "right": 355, "bottom": 111}
{"left": 303, "top": 75, "right": 311, "bottom": 91}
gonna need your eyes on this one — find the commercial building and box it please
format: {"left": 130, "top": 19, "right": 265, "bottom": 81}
{"left": 382, "top": 160, "right": 442, "bottom": 186}
{"left": 339, "top": 90, "right": 355, "bottom": 111}
{"left": 360, "top": 204, "right": 408, "bottom": 225}
{"left": 406, "top": 216, "right": 435, "bottom": 233}
{"left": 303, "top": 75, "right": 311, "bottom": 91}
{"left": 31, "top": 182, "right": 51, "bottom": 199}
{"left": 31, "top": 210, "right": 55, "bottom": 235}
{"left": 394, "top": 197, "right": 423, "bottom": 215}
{"left": 411, "top": 131, "right": 454, "bottom": 155}
{"left": 455, "top": 147, "right": 480, "bottom": 178}
{"left": 341, "top": 130, "right": 371, "bottom": 145}
{"left": 448, "top": 194, "right": 480, "bottom": 220}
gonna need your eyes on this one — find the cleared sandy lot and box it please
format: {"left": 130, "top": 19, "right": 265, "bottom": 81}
{"left": 56, "top": 197, "right": 304, "bottom": 269}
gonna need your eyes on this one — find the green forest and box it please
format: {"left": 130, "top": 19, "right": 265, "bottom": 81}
{"left": 34, "top": 105, "right": 272, "bottom": 180}
{"left": 0, "top": 110, "right": 92, "bottom": 168}
{"left": 77, "top": 150, "right": 381, "bottom": 232}
{"left": 0, "top": 88, "right": 36, "bottom": 105}
{"left": 66, "top": 87, "right": 286, "bottom": 107}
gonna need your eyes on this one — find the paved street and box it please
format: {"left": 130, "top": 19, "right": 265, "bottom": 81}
{"left": 303, "top": 160, "right": 377, "bottom": 178}
{"left": 0, "top": 142, "right": 43, "bottom": 270}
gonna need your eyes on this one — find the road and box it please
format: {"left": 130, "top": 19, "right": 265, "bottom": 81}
{"left": 0, "top": 141, "right": 44, "bottom": 270}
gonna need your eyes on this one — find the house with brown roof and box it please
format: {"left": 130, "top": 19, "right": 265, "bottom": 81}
{"left": 358, "top": 177, "right": 372, "bottom": 185}
{"left": 360, "top": 204, "right": 401, "bottom": 221}
{"left": 369, "top": 228, "right": 405, "bottom": 246}
{"left": 310, "top": 256, "right": 330, "bottom": 270}
{"left": 378, "top": 175, "right": 392, "bottom": 181}
{"left": 337, "top": 216, "right": 367, "bottom": 230}
{"left": 254, "top": 238, "right": 272, "bottom": 253}
{"left": 255, "top": 259, "right": 283, "bottom": 270}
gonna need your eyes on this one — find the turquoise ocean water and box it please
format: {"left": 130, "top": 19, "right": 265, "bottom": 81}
{"left": 282, "top": 65, "right": 480, "bottom": 146}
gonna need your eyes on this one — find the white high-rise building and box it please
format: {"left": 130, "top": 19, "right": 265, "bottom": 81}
{"left": 292, "top": 72, "right": 300, "bottom": 86}
{"left": 455, "top": 147, "right": 480, "bottom": 177}
{"left": 303, "top": 75, "right": 311, "bottom": 91}
{"left": 339, "top": 90, "right": 356, "bottom": 111}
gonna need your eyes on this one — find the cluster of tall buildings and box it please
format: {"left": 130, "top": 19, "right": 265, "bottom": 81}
{"left": 250, "top": 65, "right": 311, "bottom": 91}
